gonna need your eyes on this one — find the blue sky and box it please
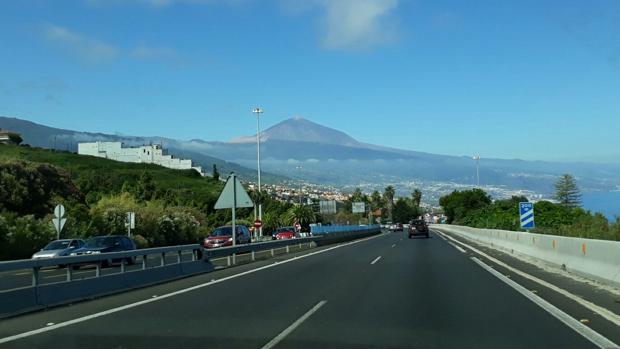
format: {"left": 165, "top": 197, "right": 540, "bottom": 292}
{"left": 1, "top": 0, "right": 619, "bottom": 163}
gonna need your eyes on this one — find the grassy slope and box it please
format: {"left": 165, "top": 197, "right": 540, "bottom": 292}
{"left": 0, "top": 144, "right": 224, "bottom": 200}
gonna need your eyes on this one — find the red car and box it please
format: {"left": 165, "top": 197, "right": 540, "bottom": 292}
{"left": 203, "top": 225, "right": 251, "bottom": 248}
{"left": 272, "top": 227, "right": 298, "bottom": 240}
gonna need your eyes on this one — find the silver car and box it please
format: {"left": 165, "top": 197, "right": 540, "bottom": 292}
{"left": 32, "top": 239, "right": 85, "bottom": 259}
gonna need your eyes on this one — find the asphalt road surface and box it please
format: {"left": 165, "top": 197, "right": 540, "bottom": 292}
{"left": 0, "top": 231, "right": 615, "bottom": 348}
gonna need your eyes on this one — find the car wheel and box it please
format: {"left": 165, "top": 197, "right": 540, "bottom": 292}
{"left": 425, "top": 233, "right": 430, "bottom": 238}
{"left": 408, "top": 234, "right": 413, "bottom": 239}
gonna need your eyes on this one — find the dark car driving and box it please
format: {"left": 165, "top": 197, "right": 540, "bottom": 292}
{"left": 70, "top": 235, "right": 137, "bottom": 267}
{"left": 408, "top": 219, "right": 430, "bottom": 238}
{"left": 203, "top": 225, "right": 251, "bottom": 248}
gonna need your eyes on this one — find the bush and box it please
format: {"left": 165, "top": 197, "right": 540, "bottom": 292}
{"left": 131, "top": 234, "right": 149, "bottom": 249}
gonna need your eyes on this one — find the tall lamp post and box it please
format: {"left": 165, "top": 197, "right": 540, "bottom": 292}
{"left": 252, "top": 107, "right": 264, "bottom": 239}
{"left": 296, "top": 165, "right": 303, "bottom": 205}
{"left": 473, "top": 155, "right": 480, "bottom": 187}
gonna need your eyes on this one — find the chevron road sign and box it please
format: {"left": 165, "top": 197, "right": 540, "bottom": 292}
{"left": 519, "top": 202, "right": 535, "bottom": 229}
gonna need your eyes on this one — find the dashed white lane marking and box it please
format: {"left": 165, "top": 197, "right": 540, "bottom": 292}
{"left": 371, "top": 256, "right": 382, "bottom": 265}
{"left": 261, "top": 300, "right": 327, "bottom": 349}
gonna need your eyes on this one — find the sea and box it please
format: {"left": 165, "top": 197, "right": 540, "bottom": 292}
{"left": 582, "top": 191, "right": 620, "bottom": 221}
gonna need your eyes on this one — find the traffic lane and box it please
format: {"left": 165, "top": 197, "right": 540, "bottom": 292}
{"left": 279, "top": 230, "right": 595, "bottom": 349}
{"left": 2, "top": 232, "right": 393, "bottom": 348}
{"left": 434, "top": 228, "right": 620, "bottom": 345}
{"left": 0, "top": 238, "right": 371, "bottom": 339}
{"left": 0, "top": 251, "right": 197, "bottom": 291}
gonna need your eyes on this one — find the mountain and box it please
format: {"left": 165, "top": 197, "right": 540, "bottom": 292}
{"left": 0, "top": 116, "right": 286, "bottom": 183}
{"left": 3, "top": 116, "right": 620, "bottom": 197}
{"left": 230, "top": 117, "right": 361, "bottom": 147}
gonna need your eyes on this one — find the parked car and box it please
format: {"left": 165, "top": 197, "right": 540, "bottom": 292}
{"left": 408, "top": 219, "right": 430, "bottom": 238}
{"left": 272, "top": 227, "right": 298, "bottom": 240}
{"left": 70, "top": 235, "right": 137, "bottom": 267}
{"left": 203, "top": 225, "right": 251, "bottom": 248}
{"left": 32, "top": 239, "right": 85, "bottom": 259}
{"left": 393, "top": 223, "right": 404, "bottom": 232}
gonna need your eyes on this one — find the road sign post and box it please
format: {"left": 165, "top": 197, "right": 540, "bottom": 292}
{"left": 214, "top": 173, "right": 254, "bottom": 246}
{"left": 126, "top": 212, "right": 136, "bottom": 237}
{"left": 519, "top": 202, "right": 535, "bottom": 230}
{"left": 52, "top": 204, "right": 67, "bottom": 240}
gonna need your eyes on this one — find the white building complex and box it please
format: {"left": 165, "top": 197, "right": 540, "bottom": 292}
{"left": 78, "top": 142, "right": 203, "bottom": 175}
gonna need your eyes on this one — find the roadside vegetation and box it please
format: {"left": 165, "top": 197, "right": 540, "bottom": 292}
{"left": 438, "top": 174, "right": 620, "bottom": 241}
{"left": 0, "top": 144, "right": 302, "bottom": 260}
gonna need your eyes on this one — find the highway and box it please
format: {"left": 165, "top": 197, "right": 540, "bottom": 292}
{"left": 0, "top": 230, "right": 617, "bottom": 348}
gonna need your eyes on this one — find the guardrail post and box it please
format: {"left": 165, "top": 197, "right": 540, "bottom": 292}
{"left": 142, "top": 255, "right": 147, "bottom": 270}
{"left": 286, "top": 245, "right": 290, "bottom": 253}
{"left": 299, "top": 243, "right": 302, "bottom": 250}
{"left": 95, "top": 264, "right": 101, "bottom": 277}
{"left": 32, "top": 267, "right": 40, "bottom": 287}
{"left": 191, "top": 250, "right": 197, "bottom": 261}
{"left": 251, "top": 251, "right": 255, "bottom": 261}
{"left": 227, "top": 255, "right": 231, "bottom": 266}
{"left": 120, "top": 259, "right": 126, "bottom": 273}
{"left": 66, "top": 266, "right": 73, "bottom": 282}
{"left": 271, "top": 249, "right": 274, "bottom": 257}
{"left": 232, "top": 254, "right": 236, "bottom": 265}
{"left": 161, "top": 253, "right": 166, "bottom": 267}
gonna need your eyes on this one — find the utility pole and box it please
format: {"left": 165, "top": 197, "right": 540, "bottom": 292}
{"left": 473, "top": 155, "right": 480, "bottom": 187}
{"left": 252, "top": 107, "right": 264, "bottom": 238}
{"left": 296, "top": 165, "right": 303, "bottom": 205}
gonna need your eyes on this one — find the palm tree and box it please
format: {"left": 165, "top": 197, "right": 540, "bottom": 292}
{"left": 384, "top": 186, "right": 395, "bottom": 222}
{"left": 411, "top": 189, "right": 422, "bottom": 208}
{"left": 284, "top": 205, "right": 316, "bottom": 228}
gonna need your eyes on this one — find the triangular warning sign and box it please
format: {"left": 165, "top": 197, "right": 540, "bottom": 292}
{"left": 214, "top": 174, "right": 254, "bottom": 209}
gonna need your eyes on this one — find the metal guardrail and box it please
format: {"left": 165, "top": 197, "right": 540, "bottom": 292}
{"left": 0, "top": 244, "right": 203, "bottom": 286}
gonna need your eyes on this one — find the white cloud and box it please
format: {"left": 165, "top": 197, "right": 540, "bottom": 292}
{"left": 280, "top": 0, "right": 400, "bottom": 51}
{"left": 43, "top": 24, "right": 119, "bottom": 62}
{"left": 319, "top": 0, "right": 399, "bottom": 50}
{"left": 42, "top": 23, "right": 181, "bottom": 64}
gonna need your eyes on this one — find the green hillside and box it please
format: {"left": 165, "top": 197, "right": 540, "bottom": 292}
{"left": 0, "top": 143, "right": 223, "bottom": 203}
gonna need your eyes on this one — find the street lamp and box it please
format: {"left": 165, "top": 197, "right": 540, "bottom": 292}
{"left": 296, "top": 165, "right": 303, "bottom": 205}
{"left": 473, "top": 155, "right": 480, "bottom": 187}
{"left": 252, "top": 107, "right": 264, "bottom": 239}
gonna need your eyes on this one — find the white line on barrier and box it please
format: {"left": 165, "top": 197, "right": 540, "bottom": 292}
{"left": 0, "top": 232, "right": 386, "bottom": 345}
{"left": 471, "top": 257, "right": 617, "bottom": 349}
{"left": 371, "top": 256, "right": 382, "bottom": 265}
{"left": 433, "top": 229, "right": 620, "bottom": 327}
{"left": 260, "top": 300, "right": 327, "bottom": 349}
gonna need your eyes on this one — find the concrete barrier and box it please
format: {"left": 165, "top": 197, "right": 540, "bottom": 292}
{"left": 432, "top": 224, "right": 620, "bottom": 288}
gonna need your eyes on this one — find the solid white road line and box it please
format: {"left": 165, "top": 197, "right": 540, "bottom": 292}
{"left": 371, "top": 256, "right": 382, "bottom": 265}
{"left": 391, "top": 244, "right": 396, "bottom": 248}
{"left": 433, "top": 229, "right": 620, "bottom": 327}
{"left": 471, "top": 257, "right": 617, "bottom": 349}
{"left": 0, "top": 232, "right": 386, "bottom": 345}
{"left": 260, "top": 300, "right": 327, "bottom": 349}
{"left": 447, "top": 241, "right": 466, "bottom": 253}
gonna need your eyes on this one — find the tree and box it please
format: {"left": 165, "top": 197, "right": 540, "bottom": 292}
{"left": 554, "top": 174, "right": 581, "bottom": 208}
{"left": 212, "top": 164, "right": 220, "bottom": 181}
{"left": 393, "top": 198, "right": 418, "bottom": 223}
{"left": 8, "top": 133, "right": 23, "bottom": 145}
{"left": 411, "top": 189, "right": 422, "bottom": 209}
{"left": 135, "top": 171, "right": 156, "bottom": 202}
{"left": 284, "top": 205, "right": 316, "bottom": 229}
{"left": 384, "top": 186, "right": 395, "bottom": 222}
{"left": 439, "top": 189, "right": 491, "bottom": 224}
